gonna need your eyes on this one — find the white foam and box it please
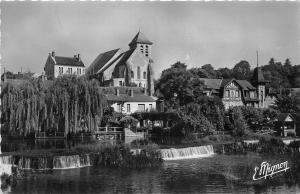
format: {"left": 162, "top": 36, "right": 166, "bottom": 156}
{"left": 160, "top": 145, "right": 215, "bottom": 161}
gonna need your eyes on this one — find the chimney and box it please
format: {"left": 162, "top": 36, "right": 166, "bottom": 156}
{"left": 51, "top": 51, "right": 55, "bottom": 57}
{"left": 130, "top": 89, "right": 134, "bottom": 97}
{"left": 77, "top": 54, "right": 80, "bottom": 61}
{"left": 115, "top": 88, "right": 120, "bottom": 96}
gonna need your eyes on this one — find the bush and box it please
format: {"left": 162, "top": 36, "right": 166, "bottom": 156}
{"left": 229, "top": 107, "right": 249, "bottom": 137}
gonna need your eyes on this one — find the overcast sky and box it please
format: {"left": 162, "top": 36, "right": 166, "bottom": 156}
{"left": 1, "top": 2, "right": 300, "bottom": 78}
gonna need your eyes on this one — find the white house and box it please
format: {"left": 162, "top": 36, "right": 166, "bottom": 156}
{"left": 101, "top": 87, "right": 157, "bottom": 114}
{"left": 44, "top": 51, "right": 85, "bottom": 80}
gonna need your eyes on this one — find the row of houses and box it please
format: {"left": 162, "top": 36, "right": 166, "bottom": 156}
{"left": 43, "top": 31, "right": 272, "bottom": 112}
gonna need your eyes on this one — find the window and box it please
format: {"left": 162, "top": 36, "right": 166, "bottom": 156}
{"left": 149, "top": 104, "right": 152, "bottom": 110}
{"left": 119, "top": 81, "right": 122, "bottom": 86}
{"left": 225, "top": 90, "right": 229, "bottom": 97}
{"left": 140, "top": 45, "right": 144, "bottom": 53}
{"left": 235, "top": 91, "right": 239, "bottom": 98}
{"left": 138, "top": 104, "right": 145, "bottom": 112}
{"left": 117, "top": 104, "right": 121, "bottom": 112}
{"left": 143, "top": 72, "right": 146, "bottom": 79}
{"left": 137, "top": 66, "right": 141, "bottom": 79}
{"left": 77, "top": 68, "right": 81, "bottom": 75}
{"left": 230, "top": 90, "right": 235, "bottom": 98}
{"left": 127, "top": 104, "right": 131, "bottom": 113}
{"left": 131, "top": 71, "right": 134, "bottom": 78}
{"left": 67, "top": 68, "right": 72, "bottom": 74}
{"left": 59, "top": 67, "right": 63, "bottom": 75}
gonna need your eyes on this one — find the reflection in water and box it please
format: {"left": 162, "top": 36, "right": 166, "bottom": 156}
{"left": 8, "top": 153, "right": 300, "bottom": 194}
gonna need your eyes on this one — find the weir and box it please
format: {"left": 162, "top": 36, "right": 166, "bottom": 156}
{"left": 53, "top": 154, "right": 91, "bottom": 169}
{"left": 160, "top": 145, "right": 214, "bottom": 161}
{"left": 0, "top": 136, "right": 13, "bottom": 176}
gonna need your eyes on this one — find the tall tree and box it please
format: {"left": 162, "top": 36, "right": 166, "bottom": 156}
{"left": 201, "top": 64, "right": 217, "bottom": 78}
{"left": 274, "top": 95, "right": 300, "bottom": 113}
{"left": 156, "top": 61, "right": 205, "bottom": 107}
{"left": 232, "top": 60, "right": 251, "bottom": 80}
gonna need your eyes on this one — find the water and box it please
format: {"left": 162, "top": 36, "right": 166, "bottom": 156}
{"left": 160, "top": 145, "right": 214, "bottom": 160}
{"left": 4, "top": 153, "right": 300, "bottom": 194}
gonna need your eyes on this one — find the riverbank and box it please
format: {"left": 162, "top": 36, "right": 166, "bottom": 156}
{"left": 0, "top": 142, "right": 163, "bottom": 170}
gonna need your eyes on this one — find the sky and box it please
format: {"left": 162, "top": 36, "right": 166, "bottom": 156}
{"left": 1, "top": 2, "right": 300, "bottom": 78}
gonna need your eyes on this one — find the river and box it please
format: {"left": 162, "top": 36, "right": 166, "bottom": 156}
{"left": 3, "top": 153, "right": 300, "bottom": 194}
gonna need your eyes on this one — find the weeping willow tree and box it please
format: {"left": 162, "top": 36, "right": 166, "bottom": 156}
{"left": 1, "top": 76, "right": 107, "bottom": 137}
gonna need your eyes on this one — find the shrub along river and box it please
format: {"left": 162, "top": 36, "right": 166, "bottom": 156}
{"left": 1, "top": 139, "right": 300, "bottom": 193}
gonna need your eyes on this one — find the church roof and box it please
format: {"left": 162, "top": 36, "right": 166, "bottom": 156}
{"left": 86, "top": 49, "right": 121, "bottom": 75}
{"left": 129, "top": 31, "right": 153, "bottom": 46}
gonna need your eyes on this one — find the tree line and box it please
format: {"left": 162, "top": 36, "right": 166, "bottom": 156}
{"left": 185, "top": 58, "right": 300, "bottom": 90}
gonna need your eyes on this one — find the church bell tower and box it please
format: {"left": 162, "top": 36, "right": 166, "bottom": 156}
{"left": 128, "top": 30, "right": 153, "bottom": 58}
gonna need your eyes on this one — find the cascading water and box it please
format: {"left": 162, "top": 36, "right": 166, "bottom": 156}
{"left": 0, "top": 134, "right": 13, "bottom": 176}
{"left": 53, "top": 154, "right": 91, "bottom": 169}
{"left": 160, "top": 145, "right": 214, "bottom": 161}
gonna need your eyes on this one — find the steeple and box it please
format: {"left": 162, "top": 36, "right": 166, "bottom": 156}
{"left": 128, "top": 31, "right": 153, "bottom": 48}
{"left": 252, "top": 50, "right": 269, "bottom": 108}
{"left": 129, "top": 31, "right": 153, "bottom": 58}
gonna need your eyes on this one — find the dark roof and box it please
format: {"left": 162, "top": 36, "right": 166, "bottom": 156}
{"left": 54, "top": 56, "right": 85, "bottom": 67}
{"left": 236, "top": 80, "right": 256, "bottom": 90}
{"left": 101, "top": 86, "right": 156, "bottom": 102}
{"left": 220, "top": 79, "right": 234, "bottom": 88}
{"left": 200, "top": 78, "right": 256, "bottom": 92}
{"left": 105, "top": 93, "right": 156, "bottom": 103}
{"left": 200, "top": 78, "right": 222, "bottom": 90}
{"left": 115, "top": 49, "right": 135, "bottom": 67}
{"left": 277, "top": 113, "right": 294, "bottom": 123}
{"left": 129, "top": 32, "right": 153, "bottom": 46}
{"left": 87, "top": 49, "right": 120, "bottom": 75}
{"left": 253, "top": 67, "right": 268, "bottom": 84}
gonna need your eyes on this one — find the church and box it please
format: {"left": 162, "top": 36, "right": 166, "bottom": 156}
{"left": 86, "top": 31, "right": 155, "bottom": 96}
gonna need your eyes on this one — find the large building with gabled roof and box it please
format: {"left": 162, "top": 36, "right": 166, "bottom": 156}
{"left": 44, "top": 51, "right": 86, "bottom": 80}
{"left": 86, "top": 31, "right": 155, "bottom": 96}
{"left": 201, "top": 64, "right": 270, "bottom": 109}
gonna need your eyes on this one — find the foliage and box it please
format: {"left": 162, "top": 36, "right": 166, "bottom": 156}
{"left": 232, "top": 60, "right": 252, "bottom": 80}
{"left": 101, "top": 107, "right": 122, "bottom": 126}
{"left": 274, "top": 95, "right": 300, "bottom": 113}
{"left": 172, "top": 103, "right": 217, "bottom": 136}
{"left": 228, "top": 107, "right": 249, "bottom": 137}
{"left": 1, "top": 76, "right": 107, "bottom": 136}
{"left": 239, "top": 106, "right": 263, "bottom": 130}
{"left": 155, "top": 61, "right": 205, "bottom": 107}
{"left": 263, "top": 58, "right": 300, "bottom": 90}
{"left": 119, "top": 115, "right": 138, "bottom": 128}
